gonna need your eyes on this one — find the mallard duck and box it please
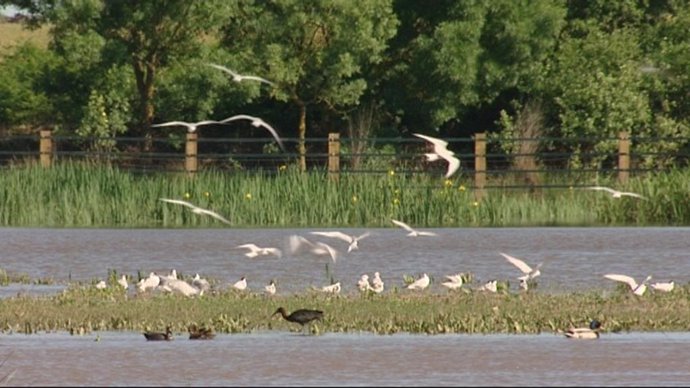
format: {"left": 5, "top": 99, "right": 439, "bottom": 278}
{"left": 188, "top": 324, "right": 215, "bottom": 340}
{"left": 564, "top": 320, "right": 601, "bottom": 340}
{"left": 143, "top": 326, "right": 173, "bottom": 341}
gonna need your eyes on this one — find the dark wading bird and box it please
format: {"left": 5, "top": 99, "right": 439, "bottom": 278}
{"left": 272, "top": 307, "right": 324, "bottom": 334}
{"left": 143, "top": 326, "right": 173, "bottom": 341}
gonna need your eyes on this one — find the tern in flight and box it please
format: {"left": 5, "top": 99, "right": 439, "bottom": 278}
{"left": 391, "top": 219, "right": 437, "bottom": 237}
{"left": 412, "top": 133, "right": 461, "bottom": 178}
{"left": 208, "top": 63, "right": 275, "bottom": 86}
{"left": 500, "top": 252, "right": 543, "bottom": 290}
{"left": 159, "top": 198, "right": 232, "bottom": 226}
{"left": 604, "top": 274, "right": 652, "bottom": 296}
{"left": 236, "top": 243, "right": 283, "bottom": 259}
{"left": 151, "top": 119, "right": 222, "bottom": 133}
{"left": 219, "top": 114, "right": 285, "bottom": 152}
{"left": 582, "top": 186, "right": 646, "bottom": 200}
{"left": 309, "top": 231, "right": 371, "bottom": 253}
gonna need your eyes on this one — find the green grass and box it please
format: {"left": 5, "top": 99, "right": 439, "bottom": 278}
{"left": 1, "top": 161, "right": 689, "bottom": 228}
{"left": 1, "top": 282, "right": 689, "bottom": 335}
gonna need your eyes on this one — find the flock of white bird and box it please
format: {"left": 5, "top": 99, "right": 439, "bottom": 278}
{"left": 92, "top": 214, "right": 674, "bottom": 305}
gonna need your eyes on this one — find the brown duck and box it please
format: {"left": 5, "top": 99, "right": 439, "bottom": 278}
{"left": 143, "top": 326, "right": 173, "bottom": 341}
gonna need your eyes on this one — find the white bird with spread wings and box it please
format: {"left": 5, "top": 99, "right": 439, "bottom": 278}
{"left": 309, "top": 231, "right": 371, "bottom": 253}
{"left": 583, "top": 186, "right": 646, "bottom": 200}
{"left": 159, "top": 198, "right": 231, "bottom": 226}
{"left": 604, "top": 274, "right": 652, "bottom": 296}
{"left": 500, "top": 252, "right": 543, "bottom": 290}
{"left": 391, "top": 219, "right": 437, "bottom": 237}
{"left": 219, "top": 114, "right": 285, "bottom": 152}
{"left": 236, "top": 243, "right": 283, "bottom": 259}
{"left": 412, "top": 133, "right": 461, "bottom": 178}
{"left": 208, "top": 63, "right": 275, "bottom": 86}
{"left": 151, "top": 119, "right": 222, "bottom": 133}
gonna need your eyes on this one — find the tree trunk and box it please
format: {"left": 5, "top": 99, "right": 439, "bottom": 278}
{"left": 133, "top": 59, "right": 157, "bottom": 152}
{"left": 296, "top": 99, "right": 307, "bottom": 172}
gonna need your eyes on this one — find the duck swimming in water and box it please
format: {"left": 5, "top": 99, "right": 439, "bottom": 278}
{"left": 564, "top": 319, "right": 601, "bottom": 340}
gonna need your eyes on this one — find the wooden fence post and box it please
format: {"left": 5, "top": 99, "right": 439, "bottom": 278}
{"left": 328, "top": 132, "right": 340, "bottom": 182}
{"left": 39, "top": 129, "right": 53, "bottom": 167}
{"left": 474, "top": 132, "right": 486, "bottom": 200}
{"left": 618, "top": 131, "right": 630, "bottom": 185}
{"left": 185, "top": 132, "right": 198, "bottom": 177}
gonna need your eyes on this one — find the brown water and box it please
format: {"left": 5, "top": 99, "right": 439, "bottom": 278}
{"left": 1, "top": 227, "right": 689, "bottom": 386}
{"left": 1, "top": 331, "right": 689, "bottom": 386}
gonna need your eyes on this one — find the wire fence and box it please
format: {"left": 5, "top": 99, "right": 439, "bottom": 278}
{"left": 2, "top": 130, "right": 688, "bottom": 193}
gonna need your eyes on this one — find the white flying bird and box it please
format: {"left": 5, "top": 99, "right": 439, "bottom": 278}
{"left": 236, "top": 243, "right": 283, "bottom": 259}
{"left": 604, "top": 274, "right": 652, "bottom": 296}
{"left": 151, "top": 119, "right": 221, "bottom": 133}
{"left": 412, "top": 133, "right": 461, "bottom": 178}
{"left": 219, "top": 114, "right": 285, "bottom": 152}
{"left": 159, "top": 198, "right": 232, "bottom": 226}
{"left": 288, "top": 235, "right": 339, "bottom": 263}
{"left": 309, "top": 231, "right": 371, "bottom": 253}
{"left": 391, "top": 219, "right": 437, "bottom": 237}
{"left": 208, "top": 63, "right": 275, "bottom": 86}
{"left": 583, "top": 186, "right": 646, "bottom": 200}
{"left": 500, "top": 252, "right": 542, "bottom": 290}
{"left": 405, "top": 273, "right": 430, "bottom": 291}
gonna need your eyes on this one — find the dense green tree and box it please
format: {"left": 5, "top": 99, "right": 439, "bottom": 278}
{"left": 218, "top": 0, "right": 399, "bottom": 170}
{"left": 3, "top": 0, "right": 233, "bottom": 148}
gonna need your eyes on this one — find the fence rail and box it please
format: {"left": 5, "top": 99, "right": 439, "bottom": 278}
{"left": 2, "top": 130, "right": 688, "bottom": 197}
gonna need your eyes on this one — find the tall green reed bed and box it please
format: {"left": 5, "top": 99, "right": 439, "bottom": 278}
{"left": 1, "top": 284, "right": 690, "bottom": 335}
{"left": 1, "top": 161, "right": 689, "bottom": 227}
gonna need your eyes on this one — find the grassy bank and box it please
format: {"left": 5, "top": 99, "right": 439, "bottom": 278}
{"left": 1, "top": 283, "right": 689, "bottom": 335}
{"left": 1, "top": 161, "right": 689, "bottom": 227}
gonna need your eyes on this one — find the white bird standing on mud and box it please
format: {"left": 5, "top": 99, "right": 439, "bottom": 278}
{"left": 159, "top": 198, "right": 232, "bottom": 226}
{"left": 320, "top": 282, "right": 341, "bottom": 294}
{"left": 405, "top": 273, "right": 430, "bottom": 291}
{"left": 412, "top": 133, "right": 461, "bottom": 178}
{"left": 357, "top": 274, "right": 372, "bottom": 292}
{"left": 441, "top": 273, "right": 464, "bottom": 290}
{"left": 650, "top": 280, "right": 674, "bottom": 292}
{"left": 232, "top": 276, "right": 248, "bottom": 291}
{"left": 371, "top": 272, "right": 384, "bottom": 294}
{"left": 265, "top": 280, "right": 277, "bottom": 296}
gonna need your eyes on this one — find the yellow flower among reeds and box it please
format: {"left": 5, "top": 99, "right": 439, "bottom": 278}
{"left": 203, "top": 191, "right": 210, "bottom": 198}
{"left": 458, "top": 185, "right": 466, "bottom": 192}
{"left": 473, "top": 201, "right": 480, "bottom": 207}
{"left": 393, "top": 198, "right": 400, "bottom": 205}
{"left": 184, "top": 192, "right": 191, "bottom": 199}
{"left": 388, "top": 169, "right": 395, "bottom": 176}
{"left": 279, "top": 165, "right": 287, "bottom": 172}
{"left": 444, "top": 179, "right": 453, "bottom": 187}
{"left": 245, "top": 193, "right": 252, "bottom": 200}
{"left": 352, "top": 195, "right": 358, "bottom": 203}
